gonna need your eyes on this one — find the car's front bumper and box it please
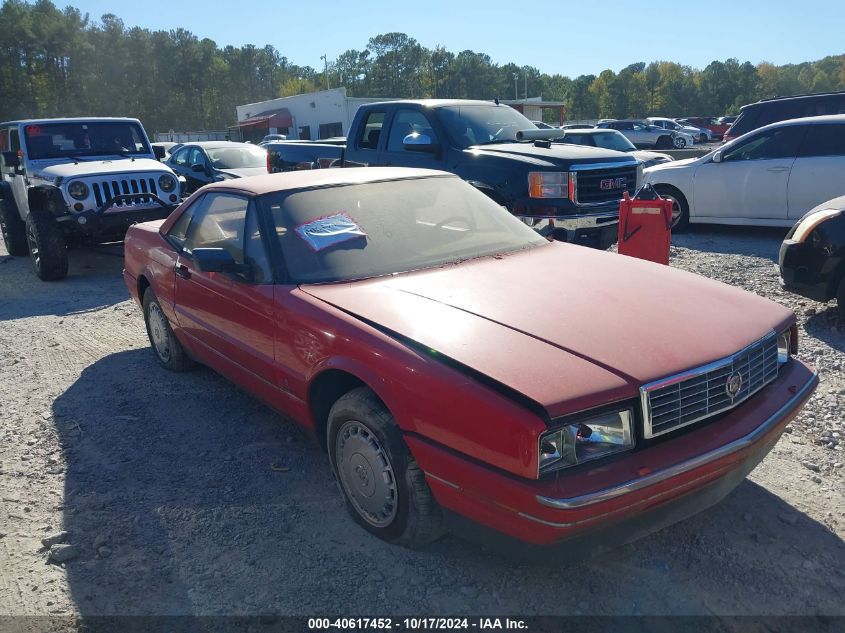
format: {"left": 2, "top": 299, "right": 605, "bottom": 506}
{"left": 407, "top": 359, "right": 816, "bottom": 548}
{"left": 520, "top": 211, "right": 619, "bottom": 248}
{"left": 778, "top": 238, "right": 832, "bottom": 302}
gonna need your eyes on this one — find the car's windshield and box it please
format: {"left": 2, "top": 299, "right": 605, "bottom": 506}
{"left": 569, "top": 131, "right": 635, "bottom": 152}
{"left": 439, "top": 105, "right": 538, "bottom": 148}
{"left": 207, "top": 146, "right": 267, "bottom": 169}
{"left": 260, "top": 175, "right": 548, "bottom": 283}
{"left": 23, "top": 121, "right": 151, "bottom": 159}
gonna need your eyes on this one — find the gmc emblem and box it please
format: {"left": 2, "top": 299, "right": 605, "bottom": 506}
{"left": 600, "top": 178, "right": 626, "bottom": 190}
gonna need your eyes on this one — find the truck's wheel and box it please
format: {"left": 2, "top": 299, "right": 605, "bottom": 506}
{"left": 25, "top": 209, "right": 68, "bottom": 280}
{"left": 142, "top": 289, "right": 195, "bottom": 372}
{"left": 0, "top": 197, "right": 28, "bottom": 256}
{"left": 327, "top": 387, "right": 444, "bottom": 548}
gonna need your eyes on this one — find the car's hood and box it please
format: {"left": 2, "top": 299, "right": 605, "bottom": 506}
{"left": 302, "top": 243, "right": 793, "bottom": 413}
{"left": 31, "top": 157, "right": 171, "bottom": 180}
{"left": 217, "top": 167, "right": 269, "bottom": 179}
{"left": 644, "top": 156, "right": 700, "bottom": 174}
{"left": 633, "top": 150, "right": 672, "bottom": 163}
{"left": 467, "top": 142, "right": 635, "bottom": 166}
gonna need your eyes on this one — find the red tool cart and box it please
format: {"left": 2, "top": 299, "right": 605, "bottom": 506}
{"left": 617, "top": 184, "right": 673, "bottom": 265}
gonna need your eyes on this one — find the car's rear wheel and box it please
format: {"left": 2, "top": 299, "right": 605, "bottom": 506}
{"left": 142, "top": 289, "right": 194, "bottom": 371}
{"left": 327, "top": 387, "right": 444, "bottom": 548}
{"left": 25, "top": 208, "right": 68, "bottom": 280}
{"left": 699, "top": 133, "right": 708, "bottom": 143}
{"left": 0, "top": 197, "right": 28, "bottom": 256}
{"left": 654, "top": 185, "right": 690, "bottom": 232}
{"left": 655, "top": 136, "right": 672, "bottom": 149}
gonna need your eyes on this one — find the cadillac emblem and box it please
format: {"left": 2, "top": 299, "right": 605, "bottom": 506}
{"left": 725, "top": 373, "right": 743, "bottom": 400}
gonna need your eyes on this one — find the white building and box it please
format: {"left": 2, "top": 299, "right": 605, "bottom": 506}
{"left": 235, "top": 88, "right": 394, "bottom": 142}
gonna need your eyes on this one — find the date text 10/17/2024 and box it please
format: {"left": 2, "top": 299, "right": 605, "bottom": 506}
{"left": 307, "top": 618, "right": 528, "bottom": 630}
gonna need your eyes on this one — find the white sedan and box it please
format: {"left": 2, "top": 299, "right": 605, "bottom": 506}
{"left": 643, "top": 114, "right": 845, "bottom": 229}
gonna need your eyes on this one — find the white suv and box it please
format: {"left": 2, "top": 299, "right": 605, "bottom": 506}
{"left": 0, "top": 117, "right": 180, "bottom": 280}
{"left": 643, "top": 114, "right": 845, "bottom": 229}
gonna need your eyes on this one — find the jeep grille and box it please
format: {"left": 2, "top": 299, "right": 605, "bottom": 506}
{"left": 92, "top": 177, "right": 160, "bottom": 208}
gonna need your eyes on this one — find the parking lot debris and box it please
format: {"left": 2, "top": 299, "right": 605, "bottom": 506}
{"left": 48, "top": 544, "right": 79, "bottom": 564}
{"left": 40, "top": 531, "right": 68, "bottom": 549}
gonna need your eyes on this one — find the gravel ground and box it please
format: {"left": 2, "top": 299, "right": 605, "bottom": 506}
{"left": 0, "top": 227, "right": 843, "bottom": 627}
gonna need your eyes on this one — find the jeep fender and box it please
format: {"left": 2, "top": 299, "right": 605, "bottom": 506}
{"left": 28, "top": 185, "right": 69, "bottom": 217}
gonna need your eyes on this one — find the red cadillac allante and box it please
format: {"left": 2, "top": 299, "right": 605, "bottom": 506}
{"left": 123, "top": 167, "right": 817, "bottom": 551}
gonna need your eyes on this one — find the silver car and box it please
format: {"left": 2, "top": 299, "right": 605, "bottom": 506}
{"left": 556, "top": 128, "right": 674, "bottom": 168}
{"left": 597, "top": 119, "right": 693, "bottom": 149}
{"left": 647, "top": 117, "right": 710, "bottom": 143}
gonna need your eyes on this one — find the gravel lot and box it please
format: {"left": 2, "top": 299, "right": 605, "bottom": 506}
{"left": 0, "top": 227, "right": 843, "bottom": 627}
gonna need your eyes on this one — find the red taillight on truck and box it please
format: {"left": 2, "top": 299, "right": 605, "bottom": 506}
{"left": 266, "top": 150, "right": 271, "bottom": 173}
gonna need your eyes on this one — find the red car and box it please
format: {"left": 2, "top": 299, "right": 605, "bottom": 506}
{"left": 123, "top": 168, "right": 817, "bottom": 551}
{"left": 679, "top": 117, "right": 731, "bottom": 140}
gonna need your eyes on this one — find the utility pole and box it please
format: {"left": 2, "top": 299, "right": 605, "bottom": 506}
{"left": 320, "top": 54, "right": 329, "bottom": 90}
{"left": 512, "top": 73, "right": 518, "bottom": 101}
{"left": 524, "top": 75, "right": 527, "bottom": 100}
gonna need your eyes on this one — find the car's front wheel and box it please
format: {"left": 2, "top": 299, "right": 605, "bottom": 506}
{"left": 327, "top": 387, "right": 444, "bottom": 548}
{"left": 25, "top": 209, "right": 68, "bottom": 280}
{"left": 142, "top": 289, "right": 195, "bottom": 371}
{"left": 673, "top": 136, "right": 687, "bottom": 149}
{"left": 654, "top": 185, "right": 690, "bottom": 232}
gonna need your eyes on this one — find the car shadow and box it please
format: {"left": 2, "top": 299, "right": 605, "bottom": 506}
{"left": 672, "top": 225, "right": 789, "bottom": 261}
{"left": 0, "top": 245, "right": 130, "bottom": 320}
{"left": 52, "top": 349, "right": 845, "bottom": 618}
{"left": 805, "top": 306, "right": 845, "bottom": 352}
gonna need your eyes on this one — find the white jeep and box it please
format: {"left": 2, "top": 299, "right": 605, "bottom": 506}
{"left": 0, "top": 117, "right": 181, "bottom": 280}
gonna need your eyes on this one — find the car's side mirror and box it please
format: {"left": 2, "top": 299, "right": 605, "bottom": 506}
{"left": 1, "top": 151, "right": 20, "bottom": 169}
{"left": 403, "top": 133, "right": 438, "bottom": 154}
{"left": 191, "top": 163, "right": 206, "bottom": 173}
{"left": 192, "top": 248, "right": 252, "bottom": 280}
{"left": 712, "top": 151, "right": 723, "bottom": 163}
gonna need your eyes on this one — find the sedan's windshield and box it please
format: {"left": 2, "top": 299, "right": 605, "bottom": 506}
{"left": 23, "top": 121, "right": 151, "bottom": 159}
{"left": 260, "top": 175, "right": 548, "bottom": 283}
{"left": 439, "top": 105, "right": 538, "bottom": 148}
{"left": 207, "top": 146, "right": 267, "bottom": 169}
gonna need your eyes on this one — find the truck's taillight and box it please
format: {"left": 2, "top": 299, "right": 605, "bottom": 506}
{"left": 266, "top": 151, "right": 271, "bottom": 173}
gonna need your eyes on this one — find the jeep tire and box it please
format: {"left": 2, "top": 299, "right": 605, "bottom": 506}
{"left": 0, "top": 196, "right": 28, "bottom": 256}
{"left": 25, "top": 208, "right": 68, "bottom": 280}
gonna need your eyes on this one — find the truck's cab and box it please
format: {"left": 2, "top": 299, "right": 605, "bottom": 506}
{"left": 0, "top": 117, "right": 181, "bottom": 280}
{"left": 343, "top": 100, "right": 641, "bottom": 248}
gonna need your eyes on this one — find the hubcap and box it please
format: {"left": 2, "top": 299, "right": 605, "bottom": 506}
{"left": 335, "top": 421, "right": 398, "bottom": 527}
{"left": 147, "top": 302, "right": 171, "bottom": 362}
{"left": 27, "top": 224, "right": 39, "bottom": 268}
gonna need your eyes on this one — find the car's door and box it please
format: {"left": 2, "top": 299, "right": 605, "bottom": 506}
{"left": 382, "top": 108, "right": 444, "bottom": 169}
{"left": 787, "top": 123, "right": 845, "bottom": 219}
{"left": 173, "top": 192, "right": 278, "bottom": 386}
{"left": 351, "top": 109, "right": 387, "bottom": 167}
{"left": 692, "top": 124, "right": 807, "bottom": 220}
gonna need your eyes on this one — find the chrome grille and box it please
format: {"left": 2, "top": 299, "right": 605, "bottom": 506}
{"left": 573, "top": 164, "right": 638, "bottom": 205}
{"left": 641, "top": 331, "right": 779, "bottom": 438}
{"left": 91, "top": 177, "right": 159, "bottom": 208}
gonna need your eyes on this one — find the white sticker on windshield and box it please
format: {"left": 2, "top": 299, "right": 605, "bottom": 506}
{"left": 294, "top": 213, "right": 367, "bottom": 252}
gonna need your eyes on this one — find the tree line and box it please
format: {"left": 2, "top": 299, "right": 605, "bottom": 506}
{"left": 1, "top": 0, "right": 843, "bottom": 133}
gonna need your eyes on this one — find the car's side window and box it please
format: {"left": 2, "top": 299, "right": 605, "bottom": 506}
{"left": 166, "top": 196, "right": 205, "bottom": 248}
{"left": 798, "top": 124, "right": 845, "bottom": 158}
{"left": 188, "top": 147, "right": 205, "bottom": 168}
{"left": 723, "top": 126, "right": 806, "bottom": 162}
{"left": 387, "top": 109, "right": 439, "bottom": 152}
{"left": 172, "top": 147, "right": 189, "bottom": 167}
{"left": 184, "top": 194, "right": 248, "bottom": 265}
{"left": 244, "top": 206, "right": 273, "bottom": 283}
{"left": 357, "top": 111, "right": 385, "bottom": 150}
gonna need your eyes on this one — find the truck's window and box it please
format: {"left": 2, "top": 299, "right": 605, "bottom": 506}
{"left": 797, "top": 124, "right": 845, "bottom": 157}
{"left": 357, "top": 112, "right": 385, "bottom": 150}
{"left": 0, "top": 128, "right": 8, "bottom": 152}
{"left": 387, "top": 110, "right": 438, "bottom": 152}
{"left": 10, "top": 128, "right": 20, "bottom": 152}
{"left": 184, "top": 194, "right": 249, "bottom": 264}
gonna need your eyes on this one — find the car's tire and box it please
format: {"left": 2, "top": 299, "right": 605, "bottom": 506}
{"left": 836, "top": 277, "right": 845, "bottom": 322}
{"left": 327, "top": 387, "right": 444, "bottom": 548}
{"left": 25, "top": 208, "right": 68, "bottom": 280}
{"left": 654, "top": 185, "right": 690, "bottom": 232}
{"left": 699, "top": 133, "right": 708, "bottom": 143}
{"left": 655, "top": 136, "right": 672, "bottom": 150}
{"left": 0, "top": 196, "right": 28, "bottom": 256}
{"left": 673, "top": 136, "right": 687, "bottom": 149}
{"left": 142, "top": 289, "right": 195, "bottom": 372}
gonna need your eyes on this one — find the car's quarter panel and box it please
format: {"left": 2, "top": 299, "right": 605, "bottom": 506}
{"left": 786, "top": 155, "right": 845, "bottom": 220}
{"left": 408, "top": 359, "right": 816, "bottom": 544}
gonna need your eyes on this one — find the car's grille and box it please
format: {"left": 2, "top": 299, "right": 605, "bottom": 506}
{"left": 640, "top": 331, "right": 779, "bottom": 438}
{"left": 91, "top": 177, "right": 159, "bottom": 208}
{"left": 574, "top": 164, "right": 638, "bottom": 206}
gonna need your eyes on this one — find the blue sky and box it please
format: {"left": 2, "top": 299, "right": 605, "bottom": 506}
{"left": 63, "top": 0, "right": 844, "bottom": 77}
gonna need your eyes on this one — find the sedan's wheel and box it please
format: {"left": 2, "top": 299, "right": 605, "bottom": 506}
{"left": 654, "top": 186, "right": 690, "bottom": 232}
{"left": 142, "top": 289, "right": 194, "bottom": 371}
{"left": 328, "top": 387, "right": 444, "bottom": 547}
{"left": 673, "top": 136, "right": 687, "bottom": 149}
{"left": 25, "top": 209, "right": 68, "bottom": 281}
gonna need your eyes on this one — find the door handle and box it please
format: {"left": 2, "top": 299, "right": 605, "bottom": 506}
{"left": 175, "top": 264, "right": 191, "bottom": 280}
{"left": 767, "top": 166, "right": 789, "bottom": 172}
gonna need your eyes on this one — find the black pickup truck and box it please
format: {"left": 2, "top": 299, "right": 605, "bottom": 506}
{"left": 265, "top": 100, "right": 641, "bottom": 248}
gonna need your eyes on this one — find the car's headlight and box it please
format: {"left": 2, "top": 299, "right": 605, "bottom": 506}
{"left": 791, "top": 209, "right": 842, "bottom": 243}
{"left": 778, "top": 324, "right": 798, "bottom": 365}
{"left": 528, "top": 171, "right": 568, "bottom": 198}
{"left": 539, "top": 407, "right": 635, "bottom": 474}
{"left": 67, "top": 181, "right": 89, "bottom": 200}
{"left": 158, "top": 174, "right": 177, "bottom": 192}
